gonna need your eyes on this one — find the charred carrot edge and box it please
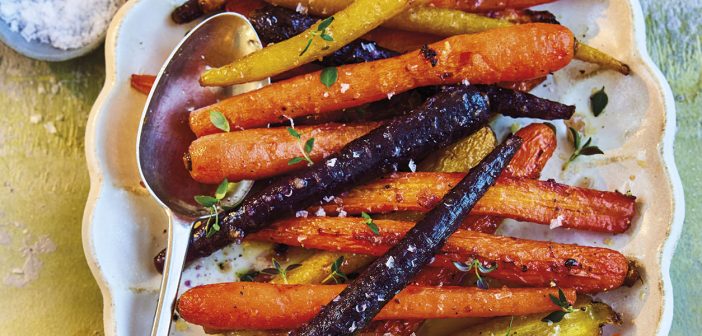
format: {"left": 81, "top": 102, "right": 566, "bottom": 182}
{"left": 177, "top": 282, "right": 576, "bottom": 331}
{"left": 189, "top": 23, "right": 574, "bottom": 136}
{"left": 247, "top": 217, "right": 631, "bottom": 293}
{"left": 312, "top": 174, "right": 635, "bottom": 233}
{"left": 187, "top": 122, "right": 380, "bottom": 183}
{"left": 130, "top": 74, "right": 156, "bottom": 94}
{"left": 423, "top": 0, "right": 557, "bottom": 12}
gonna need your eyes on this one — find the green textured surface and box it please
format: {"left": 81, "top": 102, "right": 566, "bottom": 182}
{"left": 642, "top": 0, "right": 702, "bottom": 334}
{"left": 0, "top": 1, "right": 699, "bottom": 335}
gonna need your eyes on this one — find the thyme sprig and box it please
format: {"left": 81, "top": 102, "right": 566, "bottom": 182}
{"left": 562, "top": 127, "right": 604, "bottom": 171}
{"left": 300, "top": 16, "right": 334, "bottom": 56}
{"left": 322, "top": 256, "right": 348, "bottom": 284}
{"left": 287, "top": 126, "right": 315, "bottom": 166}
{"left": 541, "top": 288, "right": 575, "bottom": 323}
{"left": 260, "top": 258, "right": 302, "bottom": 284}
{"left": 194, "top": 179, "right": 235, "bottom": 237}
{"left": 452, "top": 258, "right": 497, "bottom": 289}
{"left": 361, "top": 212, "right": 380, "bottom": 235}
{"left": 505, "top": 316, "right": 514, "bottom": 336}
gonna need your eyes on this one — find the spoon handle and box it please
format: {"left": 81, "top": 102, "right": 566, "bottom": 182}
{"left": 151, "top": 214, "right": 194, "bottom": 336}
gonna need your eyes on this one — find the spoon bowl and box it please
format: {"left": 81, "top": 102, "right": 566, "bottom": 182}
{"left": 135, "top": 12, "right": 268, "bottom": 336}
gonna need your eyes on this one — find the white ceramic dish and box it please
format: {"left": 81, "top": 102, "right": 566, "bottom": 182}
{"left": 83, "top": 0, "right": 684, "bottom": 335}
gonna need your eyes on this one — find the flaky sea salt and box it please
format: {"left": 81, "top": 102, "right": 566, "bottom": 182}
{"left": 0, "top": 0, "right": 125, "bottom": 50}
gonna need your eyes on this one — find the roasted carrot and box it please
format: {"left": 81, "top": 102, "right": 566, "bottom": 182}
{"left": 200, "top": 0, "right": 412, "bottom": 86}
{"left": 187, "top": 122, "right": 380, "bottom": 183}
{"left": 311, "top": 174, "right": 635, "bottom": 233}
{"left": 247, "top": 217, "right": 631, "bottom": 293}
{"left": 461, "top": 122, "right": 556, "bottom": 233}
{"left": 157, "top": 86, "right": 498, "bottom": 272}
{"left": 178, "top": 282, "right": 576, "bottom": 331}
{"left": 189, "top": 23, "right": 574, "bottom": 135}
{"left": 485, "top": 8, "right": 559, "bottom": 24}
{"left": 370, "top": 123, "right": 556, "bottom": 335}
{"left": 130, "top": 74, "right": 156, "bottom": 94}
{"left": 424, "top": 0, "right": 557, "bottom": 12}
{"left": 504, "top": 123, "right": 557, "bottom": 179}
{"left": 270, "top": 0, "right": 629, "bottom": 75}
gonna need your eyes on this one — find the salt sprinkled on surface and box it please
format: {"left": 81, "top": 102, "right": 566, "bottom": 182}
{"left": 0, "top": 0, "right": 125, "bottom": 50}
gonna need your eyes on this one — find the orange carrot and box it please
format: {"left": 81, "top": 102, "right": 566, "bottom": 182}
{"left": 187, "top": 122, "right": 380, "bottom": 183}
{"left": 177, "top": 282, "right": 576, "bottom": 330}
{"left": 130, "top": 74, "right": 156, "bottom": 94}
{"left": 424, "top": 0, "right": 557, "bottom": 12}
{"left": 312, "top": 174, "right": 635, "bottom": 233}
{"left": 503, "top": 123, "right": 557, "bottom": 179}
{"left": 372, "top": 123, "right": 556, "bottom": 334}
{"left": 189, "top": 23, "right": 574, "bottom": 136}
{"left": 247, "top": 217, "right": 631, "bottom": 292}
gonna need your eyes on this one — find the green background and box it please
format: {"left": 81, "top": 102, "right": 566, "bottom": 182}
{"left": 0, "top": 0, "right": 698, "bottom": 334}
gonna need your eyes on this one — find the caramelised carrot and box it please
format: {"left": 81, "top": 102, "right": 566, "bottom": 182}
{"left": 187, "top": 122, "right": 380, "bottom": 183}
{"left": 504, "top": 123, "right": 557, "bottom": 179}
{"left": 461, "top": 122, "right": 556, "bottom": 233}
{"left": 177, "top": 282, "right": 576, "bottom": 330}
{"left": 424, "top": 0, "right": 557, "bottom": 12}
{"left": 312, "top": 174, "right": 635, "bottom": 233}
{"left": 189, "top": 23, "right": 574, "bottom": 136}
{"left": 370, "top": 123, "right": 556, "bottom": 335}
{"left": 247, "top": 217, "right": 631, "bottom": 292}
{"left": 130, "top": 74, "right": 156, "bottom": 94}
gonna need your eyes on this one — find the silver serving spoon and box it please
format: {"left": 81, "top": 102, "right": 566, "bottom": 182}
{"left": 136, "top": 13, "right": 269, "bottom": 336}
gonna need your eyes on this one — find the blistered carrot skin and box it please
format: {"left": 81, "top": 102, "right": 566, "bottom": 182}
{"left": 187, "top": 122, "right": 380, "bottom": 183}
{"left": 130, "top": 74, "right": 156, "bottom": 94}
{"left": 177, "top": 282, "right": 575, "bottom": 331}
{"left": 311, "top": 174, "right": 635, "bottom": 233}
{"left": 424, "top": 0, "right": 558, "bottom": 12}
{"left": 189, "top": 23, "right": 574, "bottom": 136}
{"left": 246, "top": 217, "right": 630, "bottom": 293}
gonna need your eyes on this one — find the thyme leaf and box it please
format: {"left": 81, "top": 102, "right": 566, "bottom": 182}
{"left": 541, "top": 288, "right": 575, "bottom": 323}
{"left": 590, "top": 87, "right": 608, "bottom": 117}
{"left": 299, "top": 16, "right": 334, "bottom": 56}
{"left": 361, "top": 212, "right": 380, "bottom": 235}
{"left": 452, "top": 258, "right": 497, "bottom": 289}
{"left": 323, "top": 256, "right": 349, "bottom": 284}
{"left": 320, "top": 67, "right": 338, "bottom": 88}
{"left": 286, "top": 126, "right": 315, "bottom": 166}
{"left": 209, "top": 110, "right": 230, "bottom": 132}
{"left": 562, "top": 127, "right": 604, "bottom": 170}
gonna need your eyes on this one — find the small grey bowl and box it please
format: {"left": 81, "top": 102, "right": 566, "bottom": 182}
{"left": 0, "top": 20, "right": 105, "bottom": 62}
